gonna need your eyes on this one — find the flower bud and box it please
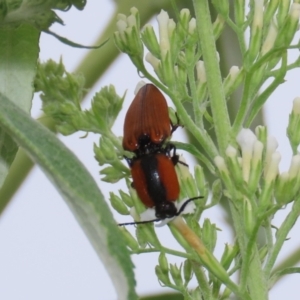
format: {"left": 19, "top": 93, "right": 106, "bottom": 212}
{"left": 248, "top": 140, "right": 264, "bottom": 193}
{"left": 119, "top": 189, "right": 133, "bottom": 207}
{"left": 248, "top": 0, "right": 263, "bottom": 63}
{"left": 214, "top": 156, "right": 235, "bottom": 193}
{"left": 158, "top": 252, "right": 169, "bottom": 274}
{"left": 99, "top": 136, "right": 117, "bottom": 163}
{"left": 136, "top": 223, "right": 161, "bottom": 248}
{"left": 220, "top": 243, "right": 239, "bottom": 270}
{"left": 211, "top": 179, "right": 223, "bottom": 206}
{"left": 196, "top": 60, "right": 206, "bottom": 84}
{"left": 100, "top": 166, "right": 125, "bottom": 183}
{"left": 170, "top": 264, "right": 183, "bottom": 287}
{"left": 265, "top": 136, "right": 279, "bottom": 176}
{"left": 275, "top": 172, "right": 290, "bottom": 205}
{"left": 260, "top": 152, "right": 281, "bottom": 209}
{"left": 213, "top": 14, "right": 226, "bottom": 38}
{"left": 255, "top": 125, "right": 268, "bottom": 145}
{"left": 176, "top": 156, "right": 198, "bottom": 199}
{"left": 114, "top": 8, "right": 143, "bottom": 58}
{"left": 202, "top": 219, "right": 217, "bottom": 252}
{"left": 236, "top": 128, "right": 257, "bottom": 182}
{"left": 109, "top": 192, "right": 129, "bottom": 215}
{"left": 119, "top": 227, "right": 139, "bottom": 251}
{"left": 194, "top": 165, "right": 208, "bottom": 197}
{"left": 275, "top": 3, "right": 300, "bottom": 50}
{"left": 183, "top": 259, "right": 193, "bottom": 284}
{"left": 141, "top": 24, "right": 161, "bottom": 58}
{"left": 243, "top": 197, "right": 254, "bottom": 235}
{"left": 225, "top": 145, "right": 243, "bottom": 187}
{"left": 287, "top": 97, "right": 300, "bottom": 153}
{"left": 155, "top": 265, "right": 171, "bottom": 285}
{"left": 223, "top": 66, "right": 243, "bottom": 97}
{"left": 277, "top": 0, "right": 293, "bottom": 27}
{"left": 261, "top": 17, "right": 278, "bottom": 55}
{"left": 265, "top": 152, "right": 281, "bottom": 184}
{"left": 157, "top": 10, "right": 171, "bottom": 58}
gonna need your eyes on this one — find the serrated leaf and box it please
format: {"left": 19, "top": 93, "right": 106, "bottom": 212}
{"left": 0, "top": 93, "right": 137, "bottom": 300}
{"left": 0, "top": 24, "right": 39, "bottom": 188}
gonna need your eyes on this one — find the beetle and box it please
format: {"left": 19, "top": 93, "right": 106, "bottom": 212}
{"left": 123, "top": 83, "right": 178, "bottom": 155}
{"left": 127, "top": 152, "right": 180, "bottom": 219}
{"left": 119, "top": 149, "right": 202, "bottom": 226}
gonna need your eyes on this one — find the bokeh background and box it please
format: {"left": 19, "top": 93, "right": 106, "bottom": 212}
{"left": 0, "top": 1, "right": 299, "bottom": 299}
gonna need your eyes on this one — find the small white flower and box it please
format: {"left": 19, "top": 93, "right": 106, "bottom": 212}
{"left": 180, "top": 8, "right": 190, "bottom": 19}
{"left": 196, "top": 60, "right": 206, "bottom": 83}
{"left": 116, "top": 19, "right": 127, "bottom": 33}
{"left": 134, "top": 81, "right": 146, "bottom": 95}
{"left": 236, "top": 128, "right": 258, "bottom": 181}
{"left": 226, "top": 145, "right": 238, "bottom": 157}
{"left": 168, "top": 19, "right": 176, "bottom": 37}
{"left": 292, "top": 97, "right": 300, "bottom": 114}
{"left": 127, "top": 15, "right": 136, "bottom": 27}
{"left": 157, "top": 10, "right": 171, "bottom": 58}
{"left": 261, "top": 17, "right": 278, "bottom": 55}
{"left": 229, "top": 66, "right": 240, "bottom": 80}
{"left": 253, "top": 0, "right": 263, "bottom": 29}
{"left": 253, "top": 140, "right": 263, "bottom": 162}
{"left": 145, "top": 52, "right": 160, "bottom": 70}
{"left": 188, "top": 18, "right": 196, "bottom": 34}
{"left": 214, "top": 156, "right": 228, "bottom": 173}
{"left": 265, "top": 136, "right": 279, "bottom": 174}
{"left": 288, "top": 154, "right": 300, "bottom": 179}
{"left": 236, "top": 128, "right": 257, "bottom": 151}
{"left": 265, "top": 152, "right": 281, "bottom": 183}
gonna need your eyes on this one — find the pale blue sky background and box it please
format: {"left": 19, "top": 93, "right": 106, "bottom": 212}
{"left": 0, "top": 1, "right": 299, "bottom": 299}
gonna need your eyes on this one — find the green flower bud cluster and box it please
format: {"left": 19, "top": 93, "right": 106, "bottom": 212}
{"left": 0, "top": 0, "right": 85, "bottom": 29}
{"left": 214, "top": 127, "right": 300, "bottom": 229}
{"left": 36, "top": 60, "right": 128, "bottom": 183}
{"left": 114, "top": 7, "right": 254, "bottom": 123}
{"left": 155, "top": 253, "right": 194, "bottom": 295}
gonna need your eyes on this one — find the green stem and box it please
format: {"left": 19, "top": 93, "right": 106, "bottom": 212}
{"left": 187, "top": 65, "right": 203, "bottom": 127}
{"left": 229, "top": 202, "right": 268, "bottom": 300}
{"left": 132, "top": 247, "right": 193, "bottom": 259}
{"left": 264, "top": 197, "right": 300, "bottom": 277}
{"left": 245, "top": 53, "right": 287, "bottom": 127}
{"left": 191, "top": 260, "right": 214, "bottom": 300}
{"left": 193, "top": 0, "right": 231, "bottom": 155}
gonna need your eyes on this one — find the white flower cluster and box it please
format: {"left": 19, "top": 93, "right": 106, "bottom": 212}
{"left": 214, "top": 127, "right": 300, "bottom": 207}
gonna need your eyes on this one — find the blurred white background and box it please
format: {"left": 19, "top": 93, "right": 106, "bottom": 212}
{"left": 0, "top": 1, "right": 299, "bottom": 299}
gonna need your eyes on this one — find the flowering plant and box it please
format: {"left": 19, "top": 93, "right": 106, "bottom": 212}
{"left": 1, "top": 1, "right": 300, "bottom": 299}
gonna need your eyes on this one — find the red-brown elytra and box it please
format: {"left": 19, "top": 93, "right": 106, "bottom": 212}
{"left": 123, "top": 83, "right": 178, "bottom": 155}
{"left": 118, "top": 148, "right": 203, "bottom": 226}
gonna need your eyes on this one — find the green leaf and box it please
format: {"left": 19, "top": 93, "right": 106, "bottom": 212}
{"left": 1, "top": 0, "right": 85, "bottom": 29}
{"left": 0, "top": 93, "right": 137, "bottom": 300}
{"left": 0, "top": 24, "right": 40, "bottom": 188}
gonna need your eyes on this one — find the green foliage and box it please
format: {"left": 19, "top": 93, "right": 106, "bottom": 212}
{"left": 0, "top": 0, "right": 85, "bottom": 29}
{"left": 4, "top": 0, "right": 300, "bottom": 299}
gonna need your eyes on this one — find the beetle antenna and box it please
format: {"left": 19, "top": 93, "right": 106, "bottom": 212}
{"left": 175, "top": 196, "right": 204, "bottom": 216}
{"left": 118, "top": 218, "right": 161, "bottom": 226}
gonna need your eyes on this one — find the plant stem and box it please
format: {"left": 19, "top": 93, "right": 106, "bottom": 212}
{"left": 171, "top": 217, "right": 252, "bottom": 300}
{"left": 229, "top": 202, "right": 268, "bottom": 300}
{"left": 191, "top": 260, "right": 214, "bottom": 300}
{"left": 193, "top": 0, "right": 231, "bottom": 155}
{"left": 264, "top": 197, "right": 300, "bottom": 277}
